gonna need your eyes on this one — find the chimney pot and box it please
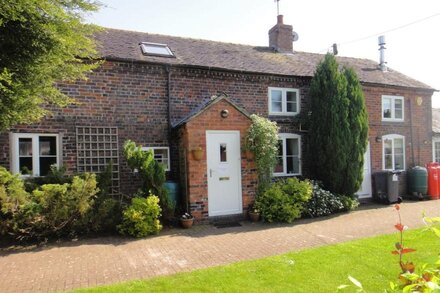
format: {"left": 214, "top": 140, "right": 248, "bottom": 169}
{"left": 277, "top": 14, "right": 284, "bottom": 24}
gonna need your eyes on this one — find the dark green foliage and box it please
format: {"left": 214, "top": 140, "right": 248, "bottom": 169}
{"left": 1, "top": 172, "right": 99, "bottom": 240}
{"left": 123, "top": 140, "right": 173, "bottom": 220}
{"left": 0, "top": 166, "right": 30, "bottom": 235}
{"left": 308, "top": 54, "right": 368, "bottom": 196}
{"left": 0, "top": 0, "right": 101, "bottom": 130}
{"left": 78, "top": 163, "right": 122, "bottom": 233}
{"left": 24, "top": 165, "right": 72, "bottom": 192}
{"left": 245, "top": 114, "right": 280, "bottom": 193}
{"left": 255, "top": 178, "right": 312, "bottom": 223}
{"left": 117, "top": 194, "right": 162, "bottom": 237}
{"left": 303, "top": 181, "right": 358, "bottom": 218}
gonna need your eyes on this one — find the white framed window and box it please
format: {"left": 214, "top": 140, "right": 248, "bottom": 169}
{"left": 274, "top": 134, "right": 301, "bottom": 176}
{"left": 433, "top": 138, "right": 440, "bottom": 163}
{"left": 10, "top": 133, "right": 60, "bottom": 176}
{"left": 140, "top": 42, "right": 174, "bottom": 57}
{"left": 142, "top": 147, "right": 170, "bottom": 171}
{"left": 382, "top": 134, "right": 405, "bottom": 170}
{"left": 382, "top": 95, "right": 404, "bottom": 121}
{"left": 268, "top": 87, "right": 300, "bottom": 116}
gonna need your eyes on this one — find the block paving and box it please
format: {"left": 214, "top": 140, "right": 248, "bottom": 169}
{"left": 1, "top": 200, "right": 439, "bottom": 292}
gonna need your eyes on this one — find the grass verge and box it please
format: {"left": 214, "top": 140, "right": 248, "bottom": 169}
{"left": 73, "top": 228, "right": 439, "bottom": 292}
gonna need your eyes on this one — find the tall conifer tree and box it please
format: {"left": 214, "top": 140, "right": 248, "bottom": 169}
{"left": 308, "top": 54, "right": 368, "bottom": 195}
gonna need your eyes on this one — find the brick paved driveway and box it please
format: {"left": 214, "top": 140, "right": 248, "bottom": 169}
{"left": 1, "top": 200, "right": 439, "bottom": 292}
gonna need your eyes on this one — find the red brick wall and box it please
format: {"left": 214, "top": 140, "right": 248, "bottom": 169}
{"left": 0, "top": 60, "right": 434, "bottom": 199}
{"left": 179, "top": 99, "right": 257, "bottom": 221}
{"left": 363, "top": 84, "right": 433, "bottom": 194}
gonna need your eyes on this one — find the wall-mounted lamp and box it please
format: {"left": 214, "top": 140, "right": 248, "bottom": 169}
{"left": 424, "top": 140, "right": 429, "bottom": 145}
{"left": 220, "top": 109, "right": 229, "bottom": 118}
{"left": 375, "top": 136, "right": 382, "bottom": 143}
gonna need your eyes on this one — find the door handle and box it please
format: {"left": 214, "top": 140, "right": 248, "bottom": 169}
{"left": 210, "top": 169, "right": 213, "bottom": 177}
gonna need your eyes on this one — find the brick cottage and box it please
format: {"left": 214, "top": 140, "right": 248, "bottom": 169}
{"left": 0, "top": 16, "right": 435, "bottom": 221}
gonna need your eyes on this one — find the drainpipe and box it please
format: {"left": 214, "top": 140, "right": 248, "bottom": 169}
{"left": 409, "top": 98, "right": 415, "bottom": 167}
{"left": 165, "top": 65, "right": 172, "bottom": 137}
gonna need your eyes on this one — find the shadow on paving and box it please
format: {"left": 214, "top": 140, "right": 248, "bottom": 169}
{"left": 0, "top": 201, "right": 413, "bottom": 257}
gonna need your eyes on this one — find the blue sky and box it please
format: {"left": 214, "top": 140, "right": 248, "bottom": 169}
{"left": 87, "top": 0, "right": 440, "bottom": 106}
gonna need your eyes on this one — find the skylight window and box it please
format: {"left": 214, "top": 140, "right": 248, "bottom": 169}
{"left": 140, "top": 42, "right": 174, "bottom": 57}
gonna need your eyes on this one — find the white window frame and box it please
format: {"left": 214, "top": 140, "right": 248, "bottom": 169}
{"left": 273, "top": 133, "right": 301, "bottom": 176}
{"left": 433, "top": 138, "right": 440, "bottom": 163}
{"left": 10, "top": 133, "right": 61, "bottom": 177}
{"left": 382, "top": 95, "right": 404, "bottom": 122}
{"left": 382, "top": 134, "right": 405, "bottom": 171}
{"left": 140, "top": 42, "right": 174, "bottom": 57}
{"left": 142, "top": 146, "right": 170, "bottom": 171}
{"left": 268, "top": 87, "right": 300, "bottom": 116}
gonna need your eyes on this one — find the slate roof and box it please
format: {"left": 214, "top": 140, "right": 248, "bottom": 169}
{"left": 172, "top": 94, "right": 251, "bottom": 128}
{"left": 95, "top": 28, "right": 434, "bottom": 91}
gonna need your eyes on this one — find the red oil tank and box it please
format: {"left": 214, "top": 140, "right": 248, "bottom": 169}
{"left": 427, "top": 162, "right": 440, "bottom": 199}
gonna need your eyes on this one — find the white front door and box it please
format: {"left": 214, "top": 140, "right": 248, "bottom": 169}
{"left": 357, "top": 142, "right": 372, "bottom": 199}
{"left": 206, "top": 131, "right": 242, "bottom": 216}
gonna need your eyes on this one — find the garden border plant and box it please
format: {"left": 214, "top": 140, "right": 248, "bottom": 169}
{"left": 244, "top": 114, "right": 279, "bottom": 193}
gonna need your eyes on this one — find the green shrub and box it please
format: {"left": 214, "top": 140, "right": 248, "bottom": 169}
{"left": 78, "top": 163, "right": 122, "bottom": 233}
{"left": 303, "top": 182, "right": 359, "bottom": 218}
{"left": 28, "top": 173, "right": 99, "bottom": 237}
{"left": 340, "top": 195, "right": 359, "bottom": 211}
{"left": 118, "top": 194, "right": 162, "bottom": 237}
{"left": 24, "top": 165, "right": 72, "bottom": 192}
{"left": 0, "top": 167, "right": 30, "bottom": 235}
{"left": 245, "top": 114, "right": 279, "bottom": 193}
{"left": 255, "top": 178, "right": 312, "bottom": 223}
{"left": 123, "top": 140, "right": 173, "bottom": 220}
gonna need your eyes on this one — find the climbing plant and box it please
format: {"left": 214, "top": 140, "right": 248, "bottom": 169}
{"left": 245, "top": 114, "right": 279, "bottom": 193}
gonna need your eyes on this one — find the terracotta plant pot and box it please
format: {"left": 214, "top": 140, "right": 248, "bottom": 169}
{"left": 192, "top": 148, "right": 204, "bottom": 160}
{"left": 180, "top": 218, "right": 194, "bottom": 229}
{"left": 248, "top": 211, "right": 260, "bottom": 222}
{"left": 245, "top": 150, "right": 255, "bottom": 160}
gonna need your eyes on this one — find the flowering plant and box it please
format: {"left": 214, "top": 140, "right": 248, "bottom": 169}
{"left": 181, "top": 212, "right": 194, "bottom": 220}
{"left": 244, "top": 114, "right": 279, "bottom": 193}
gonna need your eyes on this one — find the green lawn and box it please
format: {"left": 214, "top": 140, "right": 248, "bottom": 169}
{"left": 74, "top": 228, "right": 439, "bottom": 293}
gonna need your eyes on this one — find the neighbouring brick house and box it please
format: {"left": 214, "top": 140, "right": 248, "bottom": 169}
{"left": 0, "top": 16, "right": 435, "bottom": 221}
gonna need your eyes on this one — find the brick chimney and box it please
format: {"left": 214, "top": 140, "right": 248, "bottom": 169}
{"left": 269, "top": 15, "right": 293, "bottom": 53}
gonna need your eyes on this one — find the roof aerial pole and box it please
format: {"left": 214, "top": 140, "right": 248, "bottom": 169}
{"left": 275, "top": 0, "right": 280, "bottom": 16}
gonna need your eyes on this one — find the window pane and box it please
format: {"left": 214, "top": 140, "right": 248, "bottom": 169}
{"left": 436, "top": 142, "right": 440, "bottom": 163}
{"left": 383, "top": 98, "right": 391, "bottom": 118}
{"left": 385, "top": 154, "right": 393, "bottom": 169}
{"left": 220, "top": 143, "right": 227, "bottom": 162}
{"left": 274, "top": 140, "right": 283, "bottom": 173}
{"left": 394, "top": 99, "right": 403, "bottom": 119}
{"left": 19, "top": 138, "right": 32, "bottom": 156}
{"left": 19, "top": 158, "right": 32, "bottom": 175}
{"left": 286, "top": 91, "right": 297, "bottom": 113}
{"left": 40, "top": 157, "right": 57, "bottom": 176}
{"left": 394, "top": 138, "right": 404, "bottom": 154}
{"left": 384, "top": 139, "right": 392, "bottom": 155}
{"left": 286, "top": 156, "right": 300, "bottom": 174}
{"left": 286, "top": 138, "right": 298, "bottom": 156}
{"left": 394, "top": 154, "right": 404, "bottom": 170}
{"left": 152, "top": 148, "right": 169, "bottom": 169}
{"left": 271, "top": 90, "right": 282, "bottom": 112}
{"left": 39, "top": 136, "right": 57, "bottom": 156}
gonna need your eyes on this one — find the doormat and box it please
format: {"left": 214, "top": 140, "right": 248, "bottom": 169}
{"left": 214, "top": 222, "right": 242, "bottom": 229}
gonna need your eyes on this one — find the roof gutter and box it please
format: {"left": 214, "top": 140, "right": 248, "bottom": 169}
{"left": 101, "top": 56, "right": 437, "bottom": 92}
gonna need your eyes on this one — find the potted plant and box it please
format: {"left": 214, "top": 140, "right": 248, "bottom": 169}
{"left": 248, "top": 205, "right": 260, "bottom": 222}
{"left": 191, "top": 147, "right": 204, "bottom": 160}
{"left": 180, "top": 212, "right": 194, "bottom": 228}
{"left": 244, "top": 148, "right": 254, "bottom": 160}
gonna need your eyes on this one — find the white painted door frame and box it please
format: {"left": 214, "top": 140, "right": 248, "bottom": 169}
{"left": 357, "top": 142, "right": 372, "bottom": 199}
